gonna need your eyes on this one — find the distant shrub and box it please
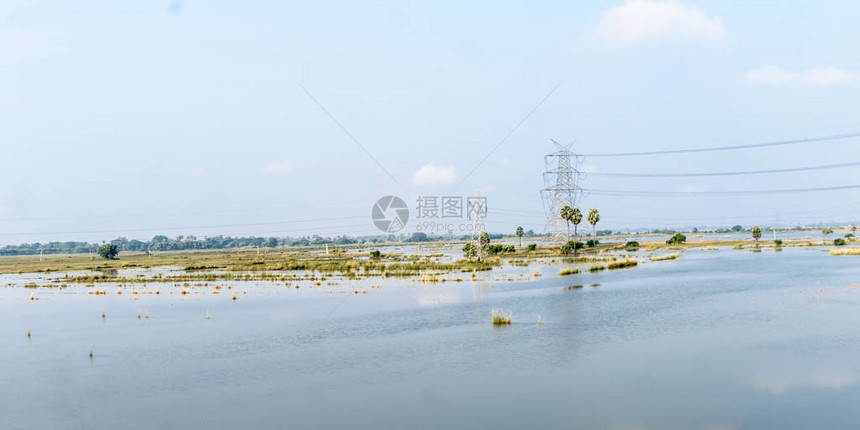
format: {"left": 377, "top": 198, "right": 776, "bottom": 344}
{"left": 666, "top": 233, "right": 687, "bottom": 245}
{"left": 561, "top": 241, "right": 584, "bottom": 255}
{"left": 774, "top": 239, "right": 783, "bottom": 246}
{"left": 586, "top": 239, "right": 599, "bottom": 248}
{"left": 486, "top": 244, "right": 516, "bottom": 255}
{"left": 834, "top": 238, "right": 846, "bottom": 246}
{"left": 369, "top": 250, "right": 382, "bottom": 259}
{"left": 624, "top": 241, "right": 639, "bottom": 250}
{"left": 527, "top": 243, "right": 537, "bottom": 251}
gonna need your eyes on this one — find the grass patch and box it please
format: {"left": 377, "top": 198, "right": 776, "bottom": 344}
{"left": 558, "top": 267, "right": 580, "bottom": 276}
{"left": 831, "top": 248, "right": 860, "bottom": 255}
{"left": 589, "top": 264, "right": 605, "bottom": 272}
{"left": 650, "top": 252, "right": 680, "bottom": 262}
{"left": 607, "top": 258, "right": 638, "bottom": 270}
{"left": 492, "top": 309, "right": 512, "bottom": 325}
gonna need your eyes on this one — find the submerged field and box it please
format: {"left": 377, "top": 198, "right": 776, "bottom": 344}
{"left": 2, "top": 238, "right": 860, "bottom": 429}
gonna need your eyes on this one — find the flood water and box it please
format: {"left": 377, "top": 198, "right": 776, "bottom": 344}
{"left": 2, "top": 247, "right": 860, "bottom": 429}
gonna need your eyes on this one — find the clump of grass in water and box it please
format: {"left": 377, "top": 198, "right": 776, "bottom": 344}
{"left": 650, "top": 253, "right": 680, "bottom": 262}
{"left": 831, "top": 248, "right": 860, "bottom": 256}
{"left": 491, "top": 309, "right": 512, "bottom": 325}
{"left": 589, "top": 264, "right": 605, "bottom": 272}
{"left": 607, "top": 258, "right": 638, "bottom": 270}
{"left": 558, "top": 267, "right": 579, "bottom": 276}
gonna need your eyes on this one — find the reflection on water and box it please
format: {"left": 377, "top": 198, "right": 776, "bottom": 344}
{"left": 2, "top": 247, "right": 860, "bottom": 429}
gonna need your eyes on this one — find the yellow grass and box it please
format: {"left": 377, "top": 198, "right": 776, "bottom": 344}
{"left": 650, "top": 253, "right": 681, "bottom": 262}
{"left": 830, "top": 248, "right": 860, "bottom": 255}
{"left": 558, "top": 267, "right": 580, "bottom": 276}
{"left": 607, "top": 258, "right": 638, "bottom": 270}
{"left": 492, "top": 309, "right": 512, "bottom": 325}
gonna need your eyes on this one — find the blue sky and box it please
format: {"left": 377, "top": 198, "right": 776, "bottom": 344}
{"left": 1, "top": 0, "right": 859, "bottom": 244}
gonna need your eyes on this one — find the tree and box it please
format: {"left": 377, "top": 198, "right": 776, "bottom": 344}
{"left": 263, "top": 237, "right": 279, "bottom": 248}
{"left": 479, "top": 232, "right": 491, "bottom": 250}
{"left": 666, "top": 233, "right": 686, "bottom": 245}
{"left": 751, "top": 226, "right": 762, "bottom": 242}
{"left": 561, "top": 240, "right": 583, "bottom": 255}
{"left": 731, "top": 225, "right": 744, "bottom": 232}
{"left": 410, "top": 232, "right": 429, "bottom": 242}
{"left": 560, "top": 205, "right": 573, "bottom": 241}
{"left": 97, "top": 244, "right": 119, "bottom": 260}
{"left": 822, "top": 228, "right": 834, "bottom": 237}
{"left": 587, "top": 208, "right": 600, "bottom": 240}
{"left": 516, "top": 226, "right": 524, "bottom": 249}
{"left": 570, "top": 207, "right": 583, "bottom": 238}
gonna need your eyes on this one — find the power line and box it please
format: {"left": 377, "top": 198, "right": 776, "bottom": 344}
{"left": 586, "top": 184, "right": 860, "bottom": 196}
{"left": 582, "top": 131, "right": 860, "bottom": 157}
{"left": 588, "top": 161, "right": 860, "bottom": 177}
{"left": 0, "top": 217, "right": 367, "bottom": 237}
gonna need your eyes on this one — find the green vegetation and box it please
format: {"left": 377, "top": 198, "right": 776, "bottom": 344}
{"left": 751, "top": 226, "right": 762, "bottom": 242}
{"left": 492, "top": 309, "right": 512, "bottom": 325}
{"left": 558, "top": 267, "right": 580, "bottom": 276}
{"left": 486, "top": 244, "right": 516, "bottom": 255}
{"left": 369, "top": 250, "right": 382, "bottom": 259}
{"left": 516, "top": 226, "right": 524, "bottom": 249}
{"left": 650, "top": 253, "right": 680, "bottom": 261}
{"left": 561, "top": 241, "right": 584, "bottom": 256}
{"left": 586, "top": 239, "right": 599, "bottom": 248}
{"left": 607, "top": 258, "right": 638, "bottom": 270}
{"left": 587, "top": 208, "right": 600, "bottom": 239}
{"left": 774, "top": 239, "right": 783, "bottom": 246}
{"left": 479, "top": 232, "right": 491, "bottom": 250}
{"left": 409, "top": 232, "right": 429, "bottom": 242}
{"left": 560, "top": 205, "right": 573, "bottom": 241}
{"left": 666, "top": 233, "right": 687, "bottom": 245}
{"left": 98, "top": 244, "right": 119, "bottom": 260}
{"left": 624, "top": 241, "right": 639, "bottom": 251}
{"left": 834, "top": 238, "right": 846, "bottom": 246}
{"left": 527, "top": 243, "right": 537, "bottom": 251}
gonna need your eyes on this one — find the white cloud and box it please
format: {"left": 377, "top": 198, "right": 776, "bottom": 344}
{"left": 594, "top": 0, "right": 727, "bottom": 45}
{"left": 745, "top": 65, "right": 856, "bottom": 86}
{"left": 412, "top": 164, "right": 456, "bottom": 185}
{"left": 263, "top": 161, "right": 297, "bottom": 174}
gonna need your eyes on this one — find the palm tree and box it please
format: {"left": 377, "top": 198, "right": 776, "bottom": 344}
{"left": 751, "top": 226, "right": 762, "bottom": 242}
{"left": 516, "top": 226, "right": 524, "bottom": 249}
{"left": 587, "top": 208, "right": 600, "bottom": 240}
{"left": 571, "top": 207, "right": 583, "bottom": 239}
{"left": 560, "top": 205, "right": 573, "bottom": 241}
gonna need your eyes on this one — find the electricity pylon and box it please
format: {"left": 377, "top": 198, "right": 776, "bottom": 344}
{"left": 541, "top": 139, "right": 583, "bottom": 243}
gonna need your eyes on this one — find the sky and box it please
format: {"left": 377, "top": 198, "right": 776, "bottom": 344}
{"left": 1, "top": 0, "right": 859, "bottom": 245}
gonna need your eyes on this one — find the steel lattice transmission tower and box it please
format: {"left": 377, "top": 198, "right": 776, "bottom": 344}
{"left": 541, "top": 139, "right": 583, "bottom": 243}
{"left": 469, "top": 188, "right": 487, "bottom": 256}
